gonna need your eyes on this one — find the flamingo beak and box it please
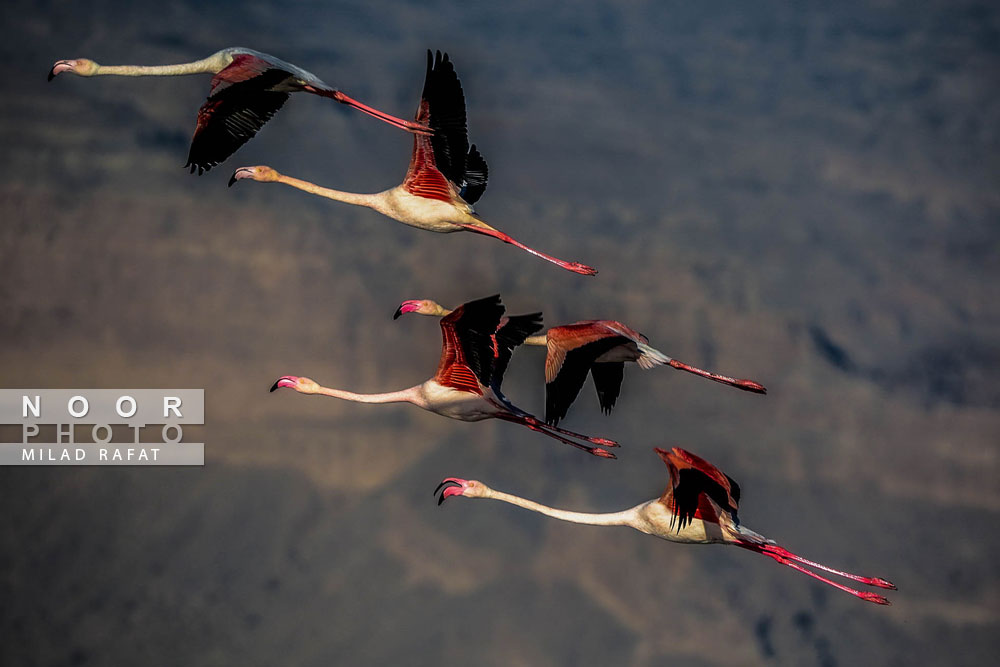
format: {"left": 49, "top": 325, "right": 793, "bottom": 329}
{"left": 393, "top": 300, "right": 422, "bottom": 320}
{"left": 48, "top": 60, "right": 74, "bottom": 81}
{"left": 269, "top": 376, "right": 299, "bottom": 392}
{"left": 434, "top": 478, "right": 468, "bottom": 505}
{"left": 228, "top": 167, "right": 254, "bottom": 187}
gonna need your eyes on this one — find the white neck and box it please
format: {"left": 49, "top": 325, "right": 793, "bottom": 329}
{"left": 484, "top": 488, "right": 641, "bottom": 528}
{"left": 312, "top": 384, "right": 424, "bottom": 406}
{"left": 275, "top": 174, "right": 380, "bottom": 209}
{"left": 94, "top": 54, "right": 225, "bottom": 77}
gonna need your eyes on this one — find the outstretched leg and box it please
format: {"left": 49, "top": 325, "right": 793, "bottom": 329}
{"left": 495, "top": 413, "right": 615, "bottom": 458}
{"left": 459, "top": 223, "right": 598, "bottom": 276}
{"left": 736, "top": 541, "right": 895, "bottom": 605}
{"left": 667, "top": 359, "right": 767, "bottom": 394}
{"left": 758, "top": 544, "right": 896, "bottom": 589}
{"left": 518, "top": 413, "right": 619, "bottom": 448}
{"left": 305, "top": 86, "right": 432, "bottom": 135}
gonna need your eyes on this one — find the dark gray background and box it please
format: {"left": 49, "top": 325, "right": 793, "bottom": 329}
{"left": 1, "top": 1, "right": 997, "bottom": 665}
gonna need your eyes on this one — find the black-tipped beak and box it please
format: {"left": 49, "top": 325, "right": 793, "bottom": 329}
{"left": 269, "top": 379, "right": 280, "bottom": 392}
{"left": 47, "top": 69, "right": 56, "bottom": 82}
{"left": 393, "top": 305, "right": 403, "bottom": 320}
{"left": 434, "top": 479, "right": 462, "bottom": 505}
{"left": 228, "top": 172, "right": 239, "bottom": 187}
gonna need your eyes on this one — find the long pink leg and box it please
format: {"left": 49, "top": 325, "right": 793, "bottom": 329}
{"left": 460, "top": 224, "right": 598, "bottom": 276}
{"left": 737, "top": 542, "right": 893, "bottom": 605}
{"left": 495, "top": 414, "right": 615, "bottom": 458}
{"left": 760, "top": 544, "right": 896, "bottom": 589}
{"left": 306, "top": 87, "right": 432, "bottom": 135}
{"left": 778, "top": 559, "right": 890, "bottom": 605}
{"left": 518, "top": 413, "right": 619, "bottom": 448}
{"left": 668, "top": 359, "right": 767, "bottom": 394}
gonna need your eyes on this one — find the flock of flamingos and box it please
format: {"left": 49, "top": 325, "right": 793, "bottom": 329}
{"left": 49, "top": 46, "right": 896, "bottom": 605}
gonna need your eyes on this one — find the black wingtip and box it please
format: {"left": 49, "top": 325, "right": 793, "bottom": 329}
{"left": 269, "top": 379, "right": 280, "bottom": 393}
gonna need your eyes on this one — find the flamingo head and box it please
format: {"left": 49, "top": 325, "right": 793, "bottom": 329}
{"left": 434, "top": 478, "right": 488, "bottom": 505}
{"left": 228, "top": 165, "right": 279, "bottom": 187}
{"left": 269, "top": 375, "right": 319, "bottom": 394}
{"left": 393, "top": 299, "right": 448, "bottom": 320}
{"left": 48, "top": 59, "right": 99, "bottom": 81}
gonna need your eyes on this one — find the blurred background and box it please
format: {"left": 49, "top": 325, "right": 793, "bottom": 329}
{"left": 1, "top": 0, "right": 998, "bottom": 664}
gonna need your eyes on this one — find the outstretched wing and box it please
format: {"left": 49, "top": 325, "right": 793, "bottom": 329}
{"left": 402, "top": 51, "right": 461, "bottom": 202}
{"left": 590, "top": 362, "right": 625, "bottom": 414}
{"left": 491, "top": 312, "right": 544, "bottom": 393}
{"left": 403, "top": 51, "right": 487, "bottom": 204}
{"left": 460, "top": 143, "right": 489, "bottom": 205}
{"left": 435, "top": 294, "right": 505, "bottom": 393}
{"left": 544, "top": 322, "right": 638, "bottom": 425}
{"left": 656, "top": 447, "right": 741, "bottom": 531}
{"left": 423, "top": 50, "right": 468, "bottom": 188}
{"left": 186, "top": 66, "right": 292, "bottom": 174}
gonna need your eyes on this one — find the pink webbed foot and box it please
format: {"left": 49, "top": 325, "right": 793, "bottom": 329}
{"left": 563, "top": 261, "right": 598, "bottom": 276}
{"left": 858, "top": 591, "right": 892, "bottom": 606}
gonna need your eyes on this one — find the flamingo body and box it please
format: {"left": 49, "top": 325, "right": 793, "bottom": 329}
{"left": 627, "top": 499, "right": 728, "bottom": 544}
{"left": 437, "top": 447, "right": 896, "bottom": 605}
{"left": 373, "top": 186, "right": 476, "bottom": 232}
{"left": 271, "top": 295, "right": 618, "bottom": 457}
{"left": 394, "top": 299, "right": 767, "bottom": 424}
{"left": 230, "top": 51, "right": 597, "bottom": 275}
{"left": 417, "top": 379, "right": 502, "bottom": 421}
{"left": 49, "top": 47, "right": 429, "bottom": 174}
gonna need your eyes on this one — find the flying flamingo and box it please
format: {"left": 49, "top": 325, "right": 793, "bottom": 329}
{"left": 48, "top": 47, "right": 430, "bottom": 174}
{"left": 437, "top": 447, "right": 895, "bottom": 605}
{"left": 394, "top": 298, "right": 766, "bottom": 425}
{"left": 270, "top": 295, "right": 618, "bottom": 457}
{"left": 230, "top": 50, "right": 597, "bottom": 276}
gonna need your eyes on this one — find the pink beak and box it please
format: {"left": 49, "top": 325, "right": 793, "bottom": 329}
{"left": 269, "top": 376, "right": 299, "bottom": 392}
{"left": 228, "top": 167, "right": 254, "bottom": 187}
{"left": 434, "top": 477, "right": 468, "bottom": 504}
{"left": 48, "top": 60, "right": 75, "bottom": 81}
{"left": 393, "top": 300, "right": 422, "bottom": 320}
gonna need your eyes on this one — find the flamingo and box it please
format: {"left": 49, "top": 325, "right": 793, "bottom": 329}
{"left": 394, "top": 299, "right": 766, "bottom": 425}
{"left": 437, "top": 447, "right": 896, "bottom": 605}
{"left": 230, "top": 50, "right": 597, "bottom": 276}
{"left": 48, "top": 47, "right": 430, "bottom": 174}
{"left": 270, "top": 295, "right": 618, "bottom": 457}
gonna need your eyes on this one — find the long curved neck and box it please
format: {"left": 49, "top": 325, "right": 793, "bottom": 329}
{"left": 312, "top": 384, "right": 422, "bottom": 405}
{"left": 484, "top": 488, "right": 639, "bottom": 527}
{"left": 275, "top": 174, "right": 380, "bottom": 209}
{"left": 94, "top": 55, "right": 223, "bottom": 77}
